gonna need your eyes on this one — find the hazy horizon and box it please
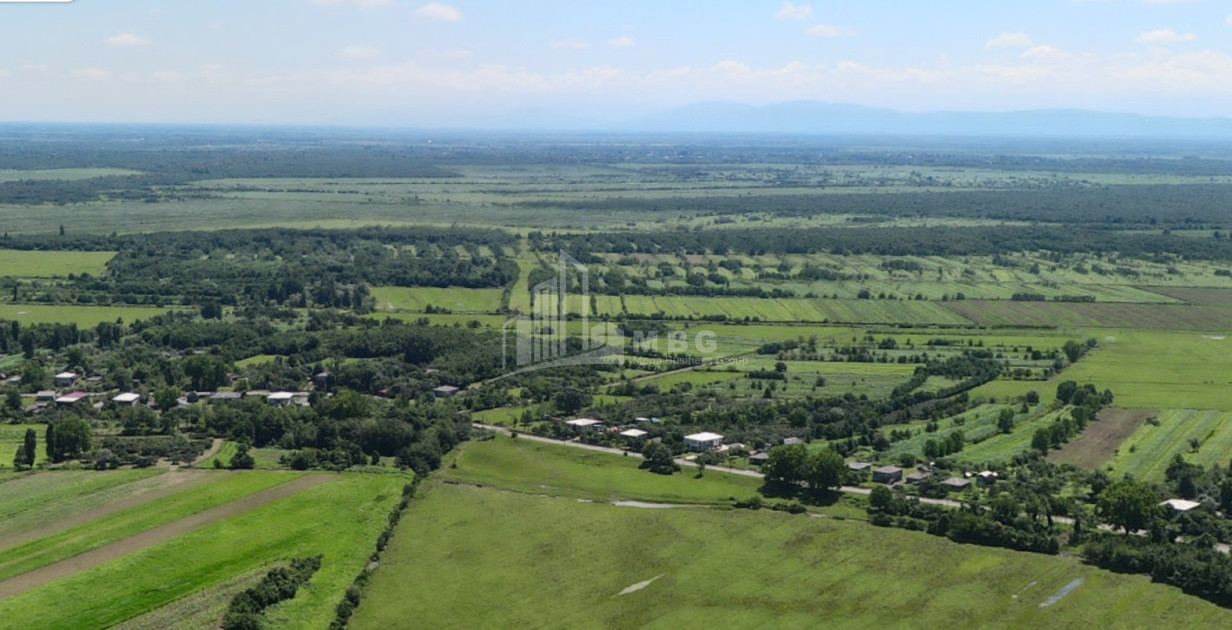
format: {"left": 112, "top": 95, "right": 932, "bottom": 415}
{"left": 2, "top": 1, "right": 1232, "bottom": 128}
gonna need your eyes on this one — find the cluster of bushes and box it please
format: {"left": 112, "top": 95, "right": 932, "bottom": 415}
{"left": 1084, "top": 536, "right": 1232, "bottom": 606}
{"left": 868, "top": 487, "right": 1059, "bottom": 555}
{"left": 222, "top": 555, "right": 323, "bottom": 630}
{"left": 733, "top": 495, "right": 807, "bottom": 514}
{"left": 100, "top": 435, "right": 212, "bottom": 467}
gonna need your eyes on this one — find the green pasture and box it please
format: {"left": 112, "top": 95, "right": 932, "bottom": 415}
{"left": 351, "top": 482, "right": 1231, "bottom": 630}
{"left": 1062, "top": 330, "right": 1232, "bottom": 410}
{"left": 446, "top": 434, "right": 761, "bottom": 505}
{"left": 0, "top": 168, "right": 141, "bottom": 183}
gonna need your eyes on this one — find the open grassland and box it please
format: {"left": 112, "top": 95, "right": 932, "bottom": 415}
{"left": 0, "top": 473, "right": 406, "bottom": 630}
{"left": 370, "top": 286, "right": 504, "bottom": 313}
{"left": 445, "top": 434, "right": 762, "bottom": 505}
{"left": 0, "top": 304, "right": 174, "bottom": 326}
{"left": 1048, "top": 408, "right": 1153, "bottom": 470}
{"left": 0, "top": 471, "right": 301, "bottom": 582}
{"left": 880, "top": 404, "right": 1012, "bottom": 462}
{"left": 0, "top": 249, "right": 115, "bottom": 278}
{"left": 352, "top": 482, "right": 1232, "bottom": 630}
{"left": 1104, "top": 410, "right": 1232, "bottom": 482}
{"left": 0, "top": 424, "right": 48, "bottom": 466}
{"left": 944, "top": 300, "right": 1232, "bottom": 330}
{"left": 1062, "top": 330, "right": 1232, "bottom": 410}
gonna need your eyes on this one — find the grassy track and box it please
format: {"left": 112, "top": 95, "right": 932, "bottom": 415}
{"left": 352, "top": 482, "right": 1232, "bottom": 630}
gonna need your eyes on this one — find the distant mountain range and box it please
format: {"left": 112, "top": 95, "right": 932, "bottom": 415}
{"left": 606, "top": 102, "right": 1232, "bottom": 137}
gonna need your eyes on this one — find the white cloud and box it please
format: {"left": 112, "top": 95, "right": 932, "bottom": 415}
{"left": 70, "top": 67, "right": 110, "bottom": 80}
{"left": 338, "top": 46, "right": 382, "bottom": 60}
{"left": 107, "top": 33, "right": 150, "bottom": 47}
{"left": 1140, "top": 0, "right": 1202, "bottom": 4}
{"left": 774, "top": 2, "right": 812, "bottom": 21}
{"left": 1021, "top": 45, "right": 1070, "bottom": 62}
{"left": 1226, "top": 14, "right": 1232, "bottom": 26}
{"left": 551, "top": 40, "right": 590, "bottom": 50}
{"left": 806, "top": 24, "right": 842, "bottom": 38}
{"left": 1136, "top": 28, "right": 1198, "bottom": 44}
{"left": 413, "top": 3, "right": 463, "bottom": 22}
{"left": 609, "top": 35, "right": 635, "bottom": 48}
{"left": 312, "top": 0, "right": 395, "bottom": 6}
{"left": 985, "top": 32, "right": 1034, "bottom": 49}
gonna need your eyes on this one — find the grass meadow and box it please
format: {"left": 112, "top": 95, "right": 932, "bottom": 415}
{"left": 370, "top": 286, "right": 504, "bottom": 313}
{"left": 0, "top": 304, "right": 174, "bottom": 326}
{"left": 353, "top": 468, "right": 1232, "bottom": 629}
{"left": 1062, "top": 330, "right": 1232, "bottom": 410}
{"left": 0, "top": 249, "right": 115, "bottom": 277}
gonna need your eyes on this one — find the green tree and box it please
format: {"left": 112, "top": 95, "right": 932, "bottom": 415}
{"left": 640, "top": 442, "right": 679, "bottom": 475}
{"left": 763, "top": 444, "right": 808, "bottom": 489}
{"left": 46, "top": 416, "right": 92, "bottom": 462}
{"left": 12, "top": 428, "right": 36, "bottom": 469}
{"left": 4, "top": 389, "right": 21, "bottom": 411}
{"left": 1031, "top": 428, "right": 1051, "bottom": 453}
{"left": 1096, "top": 479, "right": 1163, "bottom": 535}
{"left": 229, "top": 444, "right": 256, "bottom": 469}
{"left": 997, "top": 408, "right": 1015, "bottom": 434}
{"left": 868, "top": 485, "right": 894, "bottom": 512}
{"left": 155, "top": 386, "right": 181, "bottom": 413}
{"left": 804, "top": 449, "right": 847, "bottom": 494}
{"left": 554, "top": 387, "right": 591, "bottom": 414}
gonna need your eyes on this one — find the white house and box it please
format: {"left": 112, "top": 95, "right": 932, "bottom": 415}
{"left": 684, "top": 432, "right": 724, "bottom": 452}
{"left": 619, "top": 428, "right": 648, "bottom": 440}
{"left": 268, "top": 391, "right": 295, "bottom": 407}
{"left": 112, "top": 392, "right": 142, "bottom": 406}
{"left": 565, "top": 418, "right": 604, "bottom": 433}
{"left": 1161, "top": 499, "right": 1201, "bottom": 513}
{"left": 54, "top": 371, "right": 80, "bottom": 387}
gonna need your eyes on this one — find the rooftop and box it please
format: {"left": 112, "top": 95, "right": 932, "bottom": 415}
{"left": 55, "top": 392, "right": 89, "bottom": 403}
{"left": 1161, "top": 499, "right": 1201, "bottom": 512}
{"left": 566, "top": 418, "right": 604, "bottom": 427}
{"left": 874, "top": 465, "right": 903, "bottom": 474}
{"left": 684, "top": 432, "right": 724, "bottom": 442}
{"left": 620, "top": 429, "right": 649, "bottom": 438}
{"left": 112, "top": 392, "right": 141, "bottom": 403}
{"left": 268, "top": 391, "right": 295, "bottom": 401}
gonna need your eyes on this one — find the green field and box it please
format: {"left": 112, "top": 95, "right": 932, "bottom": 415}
{"left": 1062, "top": 330, "right": 1232, "bottom": 410}
{"left": 0, "top": 471, "right": 301, "bottom": 582}
{"left": 944, "top": 300, "right": 1232, "bottom": 330}
{"left": 0, "top": 304, "right": 173, "bottom": 326}
{"left": 353, "top": 480, "right": 1232, "bottom": 630}
{"left": 0, "top": 470, "right": 164, "bottom": 533}
{"left": 371, "top": 286, "right": 504, "bottom": 313}
{"left": 1103, "top": 409, "right": 1232, "bottom": 482}
{"left": 615, "top": 295, "right": 972, "bottom": 325}
{"left": 0, "top": 473, "right": 406, "bottom": 630}
{"left": 0, "top": 250, "right": 116, "bottom": 278}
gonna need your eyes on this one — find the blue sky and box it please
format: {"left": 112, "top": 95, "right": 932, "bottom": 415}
{"left": 1, "top": 0, "right": 1231, "bottom": 126}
